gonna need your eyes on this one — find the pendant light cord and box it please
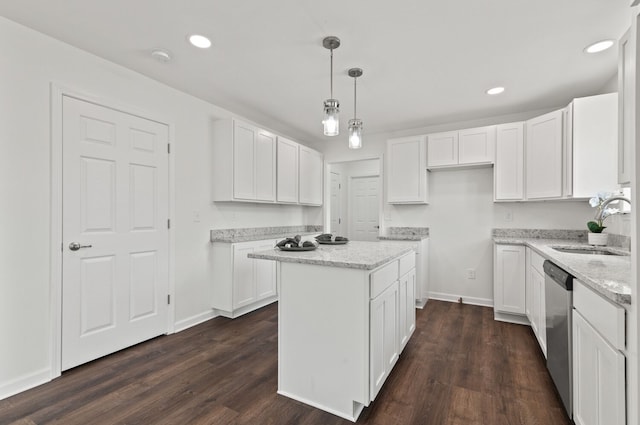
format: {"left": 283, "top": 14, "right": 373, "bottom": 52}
{"left": 330, "top": 49, "right": 334, "bottom": 99}
{"left": 353, "top": 76, "right": 357, "bottom": 119}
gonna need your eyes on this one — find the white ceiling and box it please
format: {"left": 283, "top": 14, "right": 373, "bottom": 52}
{"left": 0, "top": 0, "right": 631, "bottom": 144}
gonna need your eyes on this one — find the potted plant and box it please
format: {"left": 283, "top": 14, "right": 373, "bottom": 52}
{"left": 587, "top": 192, "right": 619, "bottom": 245}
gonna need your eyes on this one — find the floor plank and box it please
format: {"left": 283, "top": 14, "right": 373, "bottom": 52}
{"left": 0, "top": 300, "right": 571, "bottom": 424}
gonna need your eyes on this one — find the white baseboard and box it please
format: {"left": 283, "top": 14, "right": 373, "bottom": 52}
{"left": 0, "top": 367, "right": 51, "bottom": 401}
{"left": 428, "top": 291, "right": 493, "bottom": 308}
{"left": 173, "top": 309, "right": 218, "bottom": 333}
{"left": 494, "top": 311, "right": 531, "bottom": 326}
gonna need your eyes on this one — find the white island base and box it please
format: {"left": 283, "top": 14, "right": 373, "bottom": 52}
{"left": 251, "top": 241, "right": 416, "bottom": 422}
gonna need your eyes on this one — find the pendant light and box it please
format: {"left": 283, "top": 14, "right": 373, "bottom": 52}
{"left": 322, "top": 36, "right": 341, "bottom": 136}
{"left": 348, "top": 68, "right": 363, "bottom": 149}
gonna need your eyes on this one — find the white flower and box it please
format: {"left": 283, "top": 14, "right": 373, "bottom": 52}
{"left": 602, "top": 207, "right": 620, "bottom": 218}
{"left": 589, "top": 197, "right": 600, "bottom": 207}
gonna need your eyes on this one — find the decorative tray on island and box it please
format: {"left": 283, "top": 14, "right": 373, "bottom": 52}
{"left": 315, "top": 234, "right": 349, "bottom": 245}
{"left": 316, "top": 240, "right": 348, "bottom": 245}
{"left": 277, "top": 245, "right": 318, "bottom": 251}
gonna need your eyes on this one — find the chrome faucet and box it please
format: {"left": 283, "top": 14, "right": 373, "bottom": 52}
{"left": 596, "top": 196, "right": 631, "bottom": 222}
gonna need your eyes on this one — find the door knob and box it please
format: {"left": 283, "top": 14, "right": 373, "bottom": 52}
{"left": 69, "top": 242, "right": 93, "bottom": 251}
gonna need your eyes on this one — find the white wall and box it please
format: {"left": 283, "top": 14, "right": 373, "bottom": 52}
{"left": 0, "top": 17, "right": 321, "bottom": 398}
{"left": 322, "top": 108, "right": 618, "bottom": 305}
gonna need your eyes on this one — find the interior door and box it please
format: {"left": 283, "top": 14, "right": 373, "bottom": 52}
{"left": 61, "top": 96, "right": 169, "bottom": 371}
{"left": 330, "top": 172, "right": 342, "bottom": 234}
{"left": 350, "top": 176, "right": 379, "bottom": 241}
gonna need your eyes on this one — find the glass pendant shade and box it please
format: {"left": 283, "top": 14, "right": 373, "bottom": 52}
{"left": 348, "top": 119, "right": 362, "bottom": 149}
{"left": 323, "top": 99, "right": 340, "bottom": 136}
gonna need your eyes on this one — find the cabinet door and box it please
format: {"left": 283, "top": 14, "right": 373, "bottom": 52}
{"left": 619, "top": 29, "right": 632, "bottom": 185}
{"left": 277, "top": 137, "right": 299, "bottom": 203}
{"left": 427, "top": 131, "right": 458, "bottom": 167}
{"left": 370, "top": 281, "right": 399, "bottom": 401}
{"left": 387, "top": 136, "right": 428, "bottom": 203}
{"left": 494, "top": 123, "right": 524, "bottom": 200}
{"left": 458, "top": 125, "right": 496, "bottom": 164}
{"left": 525, "top": 110, "right": 564, "bottom": 199}
{"left": 398, "top": 269, "right": 416, "bottom": 350}
{"left": 233, "top": 244, "right": 257, "bottom": 308}
{"left": 494, "top": 245, "right": 526, "bottom": 314}
{"left": 233, "top": 121, "right": 256, "bottom": 200}
{"left": 255, "top": 130, "right": 276, "bottom": 202}
{"left": 573, "top": 311, "right": 626, "bottom": 425}
{"left": 255, "top": 241, "right": 277, "bottom": 299}
{"left": 299, "top": 146, "right": 323, "bottom": 205}
{"left": 525, "top": 249, "right": 533, "bottom": 322}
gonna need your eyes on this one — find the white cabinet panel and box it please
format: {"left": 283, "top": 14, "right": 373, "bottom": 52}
{"left": 255, "top": 241, "right": 277, "bottom": 299}
{"left": 277, "top": 137, "right": 299, "bottom": 203}
{"left": 213, "top": 118, "right": 277, "bottom": 203}
{"left": 255, "top": 130, "right": 276, "bottom": 201}
{"left": 458, "top": 125, "right": 496, "bottom": 164}
{"left": 398, "top": 268, "right": 416, "bottom": 350}
{"left": 386, "top": 136, "right": 428, "bottom": 204}
{"left": 618, "top": 29, "right": 632, "bottom": 186}
{"left": 370, "top": 280, "right": 399, "bottom": 401}
{"left": 494, "top": 245, "right": 526, "bottom": 315}
{"left": 232, "top": 121, "right": 256, "bottom": 200}
{"left": 525, "top": 109, "right": 564, "bottom": 199}
{"left": 494, "top": 122, "right": 524, "bottom": 201}
{"left": 573, "top": 311, "right": 626, "bottom": 425}
{"left": 298, "top": 145, "right": 323, "bottom": 205}
{"left": 233, "top": 244, "right": 256, "bottom": 308}
{"left": 427, "top": 131, "right": 458, "bottom": 167}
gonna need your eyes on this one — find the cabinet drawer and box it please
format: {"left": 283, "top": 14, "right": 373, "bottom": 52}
{"left": 399, "top": 252, "right": 416, "bottom": 276}
{"left": 530, "top": 249, "right": 545, "bottom": 275}
{"left": 371, "top": 260, "right": 399, "bottom": 299}
{"left": 574, "top": 280, "right": 625, "bottom": 350}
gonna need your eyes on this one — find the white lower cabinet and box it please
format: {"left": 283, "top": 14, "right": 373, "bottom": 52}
{"left": 493, "top": 244, "right": 526, "bottom": 316}
{"left": 211, "top": 239, "right": 277, "bottom": 318}
{"left": 573, "top": 279, "right": 626, "bottom": 425}
{"left": 527, "top": 248, "right": 547, "bottom": 357}
{"left": 398, "top": 268, "right": 416, "bottom": 350}
{"left": 370, "top": 280, "right": 399, "bottom": 400}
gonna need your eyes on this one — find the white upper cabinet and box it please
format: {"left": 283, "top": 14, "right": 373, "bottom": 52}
{"left": 213, "top": 118, "right": 276, "bottom": 203}
{"left": 427, "top": 126, "right": 495, "bottom": 168}
{"left": 299, "top": 145, "right": 323, "bottom": 205}
{"left": 386, "top": 135, "right": 428, "bottom": 204}
{"left": 525, "top": 109, "right": 564, "bottom": 200}
{"left": 427, "top": 131, "right": 458, "bottom": 167}
{"left": 618, "top": 29, "right": 632, "bottom": 186}
{"left": 494, "top": 122, "right": 524, "bottom": 201}
{"left": 567, "top": 93, "right": 618, "bottom": 198}
{"left": 277, "top": 137, "right": 299, "bottom": 203}
{"left": 458, "top": 125, "right": 496, "bottom": 165}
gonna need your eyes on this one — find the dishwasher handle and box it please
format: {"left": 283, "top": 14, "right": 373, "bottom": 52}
{"left": 543, "top": 260, "right": 573, "bottom": 290}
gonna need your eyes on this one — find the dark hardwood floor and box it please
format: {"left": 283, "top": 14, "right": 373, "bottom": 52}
{"left": 0, "top": 300, "right": 570, "bottom": 424}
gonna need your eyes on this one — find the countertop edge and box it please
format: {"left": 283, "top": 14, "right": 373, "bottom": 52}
{"left": 248, "top": 245, "right": 415, "bottom": 270}
{"left": 494, "top": 238, "right": 631, "bottom": 307}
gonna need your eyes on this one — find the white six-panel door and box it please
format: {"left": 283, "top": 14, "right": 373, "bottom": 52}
{"left": 350, "top": 176, "right": 379, "bottom": 241}
{"left": 61, "top": 96, "right": 169, "bottom": 370}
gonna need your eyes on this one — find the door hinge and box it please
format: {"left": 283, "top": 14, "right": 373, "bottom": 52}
{"left": 339, "top": 218, "right": 341, "bottom": 224}
{"left": 167, "top": 219, "right": 171, "bottom": 229}
{"left": 339, "top": 183, "right": 341, "bottom": 189}
{"left": 167, "top": 294, "right": 171, "bottom": 305}
{"left": 167, "top": 143, "right": 171, "bottom": 154}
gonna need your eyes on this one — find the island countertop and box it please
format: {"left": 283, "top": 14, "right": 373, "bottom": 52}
{"left": 248, "top": 240, "right": 414, "bottom": 270}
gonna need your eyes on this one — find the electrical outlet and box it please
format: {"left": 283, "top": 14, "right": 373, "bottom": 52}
{"left": 505, "top": 210, "right": 513, "bottom": 222}
{"left": 466, "top": 269, "right": 476, "bottom": 279}
{"left": 192, "top": 210, "right": 201, "bottom": 223}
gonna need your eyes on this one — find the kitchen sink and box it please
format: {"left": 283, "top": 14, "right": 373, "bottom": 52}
{"left": 551, "top": 246, "right": 628, "bottom": 256}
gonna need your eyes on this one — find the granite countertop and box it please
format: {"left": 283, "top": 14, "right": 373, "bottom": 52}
{"left": 248, "top": 241, "right": 415, "bottom": 270}
{"left": 210, "top": 225, "right": 322, "bottom": 243}
{"left": 378, "top": 226, "right": 430, "bottom": 241}
{"left": 494, "top": 237, "right": 631, "bottom": 306}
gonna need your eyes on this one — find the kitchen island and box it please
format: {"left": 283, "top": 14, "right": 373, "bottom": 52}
{"left": 249, "top": 241, "right": 416, "bottom": 421}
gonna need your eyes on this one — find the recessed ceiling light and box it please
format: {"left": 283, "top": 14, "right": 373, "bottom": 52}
{"left": 486, "top": 87, "right": 505, "bottom": 95}
{"left": 584, "top": 40, "right": 614, "bottom": 54}
{"left": 189, "top": 34, "right": 212, "bottom": 49}
{"left": 151, "top": 49, "right": 172, "bottom": 62}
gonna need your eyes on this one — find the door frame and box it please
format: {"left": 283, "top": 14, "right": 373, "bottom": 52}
{"left": 49, "top": 83, "right": 175, "bottom": 378}
{"left": 323, "top": 156, "right": 384, "bottom": 237}
{"left": 348, "top": 174, "right": 380, "bottom": 241}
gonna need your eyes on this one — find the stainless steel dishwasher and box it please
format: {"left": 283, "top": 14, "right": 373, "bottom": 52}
{"left": 543, "top": 260, "right": 574, "bottom": 418}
